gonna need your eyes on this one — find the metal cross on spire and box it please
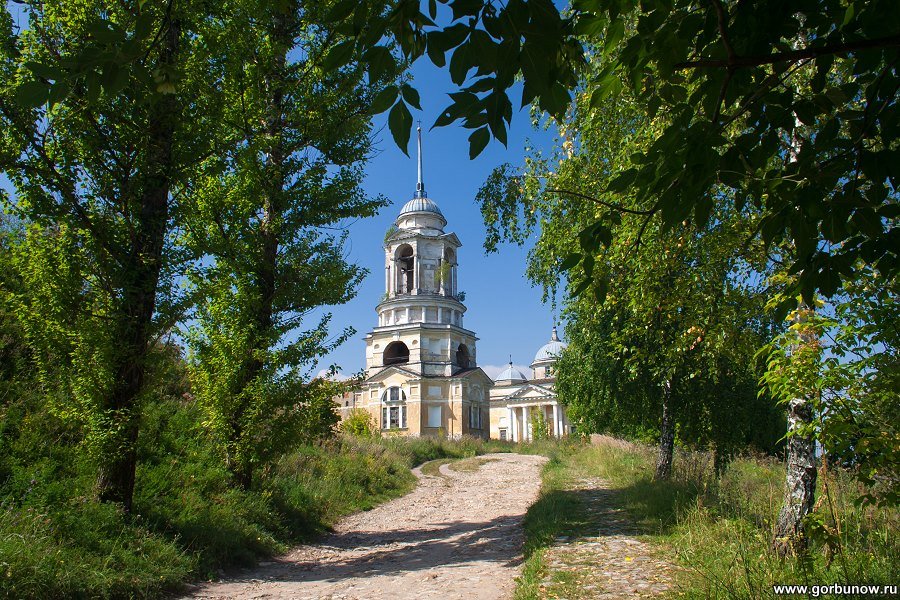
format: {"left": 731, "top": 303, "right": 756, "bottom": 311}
{"left": 415, "top": 121, "right": 426, "bottom": 198}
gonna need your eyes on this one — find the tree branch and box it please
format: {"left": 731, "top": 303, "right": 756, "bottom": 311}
{"left": 710, "top": 0, "right": 736, "bottom": 61}
{"left": 546, "top": 188, "right": 655, "bottom": 215}
{"left": 675, "top": 34, "right": 900, "bottom": 70}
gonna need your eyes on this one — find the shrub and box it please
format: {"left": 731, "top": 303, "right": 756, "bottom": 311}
{"left": 340, "top": 409, "right": 377, "bottom": 438}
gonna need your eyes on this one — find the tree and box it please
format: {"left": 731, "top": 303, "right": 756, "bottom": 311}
{"left": 478, "top": 74, "right": 782, "bottom": 479}
{"left": 11, "top": 1, "right": 895, "bottom": 304}
{"left": 0, "top": 0, "right": 218, "bottom": 512}
{"left": 184, "top": 0, "right": 386, "bottom": 489}
{"left": 333, "top": 0, "right": 899, "bottom": 306}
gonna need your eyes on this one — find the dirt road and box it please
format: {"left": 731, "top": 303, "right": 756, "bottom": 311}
{"left": 187, "top": 453, "right": 548, "bottom": 600}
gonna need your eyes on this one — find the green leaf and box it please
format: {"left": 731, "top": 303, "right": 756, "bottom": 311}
{"left": 48, "top": 80, "right": 71, "bottom": 106}
{"left": 369, "top": 85, "right": 398, "bottom": 114}
{"left": 604, "top": 18, "right": 625, "bottom": 55}
{"left": 468, "top": 127, "right": 490, "bottom": 159}
{"left": 560, "top": 253, "right": 582, "bottom": 271}
{"left": 427, "top": 38, "right": 447, "bottom": 67}
{"left": 25, "top": 61, "right": 63, "bottom": 81}
{"left": 572, "top": 277, "right": 591, "bottom": 297}
{"left": 364, "top": 46, "right": 395, "bottom": 82}
{"left": 101, "top": 62, "right": 128, "bottom": 95}
{"left": 606, "top": 169, "right": 636, "bottom": 193}
{"left": 449, "top": 43, "right": 472, "bottom": 86}
{"left": 327, "top": 0, "right": 356, "bottom": 22}
{"left": 323, "top": 40, "right": 355, "bottom": 71}
{"left": 389, "top": 101, "right": 414, "bottom": 155}
{"left": 86, "top": 20, "right": 124, "bottom": 44}
{"left": 592, "top": 277, "right": 608, "bottom": 303}
{"left": 449, "top": 0, "right": 483, "bottom": 21}
{"left": 134, "top": 11, "right": 155, "bottom": 40}
{"left": 85, "top": 70, "right": 102, "bottom": 103}
{"left": 401, "top": 84, "right": 421, "bottom": 110}
{"left": 15, "top": 81, "right": 50, "bottom": 108}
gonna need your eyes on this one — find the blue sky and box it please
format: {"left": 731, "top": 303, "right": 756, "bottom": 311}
{"left": 315, "top": 61, "right": 561, "bottom": 379}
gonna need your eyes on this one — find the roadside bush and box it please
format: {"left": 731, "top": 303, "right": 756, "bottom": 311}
{"left": 340, "top": 409, "right": 377, "bottom": 438}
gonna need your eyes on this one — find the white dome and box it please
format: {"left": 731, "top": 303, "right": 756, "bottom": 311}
{"left": 399, "top": 197, "right": 443, "bottom": 217}
{"left": 495, "top": 364, "right": 528, "bottom": 382}
{"left": 533, "top": 327, "right": 568, "bottom": 364}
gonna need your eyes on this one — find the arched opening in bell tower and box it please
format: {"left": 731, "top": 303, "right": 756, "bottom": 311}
{"left": 395, "top": 244, "right": 414, "bottom": 294}
{"left": 383, "top": 341, "right": 410, "bottom": 366}
{"left": 441, "top": 248, "right": 456, "bottom": 295}
{"left": 456, "top": 343, "right": 471, "bottom": 369}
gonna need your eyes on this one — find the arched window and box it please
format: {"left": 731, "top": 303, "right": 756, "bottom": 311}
{"left": 455, "top": 343, "right": 470, "bottom": 369}
{"left": 383, "top": 341, "right": 410, "bottom": 366}
{"left": 441, "top": 248, "right": 456, "bottom": 294}
{"left": 381, "top": 386, "right": 407, "bottom": 430}
{"left": 395, "top": 244, "right": 414, "bottom": 294}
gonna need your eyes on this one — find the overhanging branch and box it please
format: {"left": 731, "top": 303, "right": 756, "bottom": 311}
{"left": 675, "top": 34, "right": 900, "bottom": 70}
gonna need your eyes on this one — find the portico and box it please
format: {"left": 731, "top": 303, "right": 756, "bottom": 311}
{"left": 490, "top": 332, "right": 571, "bottom": 442}
{"left": 505, "top": 402, "right": 567, "bottom": 441}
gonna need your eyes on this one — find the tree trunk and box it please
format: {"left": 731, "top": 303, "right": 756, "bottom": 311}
{"left": 95, "top": 18, "right": 180, "bottom": 513}
{"left": 772, "top": 305, "right": 818, "bottom": 555}
{"left": 654, "top": 379, "right": 675, "bottom": 481}
{"left": 227, "top": 7, "right": 291, "bottom": 490}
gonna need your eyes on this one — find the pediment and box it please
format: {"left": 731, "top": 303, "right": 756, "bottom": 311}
{"left": 504, "top": 382, "right": 555, "bottom": 401}
{"left": 456, "top": 367, "right": 493, "bottom": 386}
{"left": 439, "top": 232, "right": 462, "bottom": 247}
{"left": 364, "top": 364, "right": 419, "bottom": 383}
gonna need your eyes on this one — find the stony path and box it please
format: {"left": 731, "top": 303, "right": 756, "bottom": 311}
{"left": 537, "top": 478, "right": 676, "bottom": 599}
{"left": 186, "top": 453, "right": 548, "bottom": 600}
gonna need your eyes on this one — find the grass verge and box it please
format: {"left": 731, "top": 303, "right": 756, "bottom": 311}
{"left": 0, "top": 397, "right": 513, "bottom": 599}
{"left": 516, "top": 439, "right": 899, "bottom": 599}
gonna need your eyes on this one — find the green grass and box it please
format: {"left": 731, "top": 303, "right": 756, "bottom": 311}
{"left": 0, "top": 396, "right": 514, "bottom": 600}
{"left": 420, "top": 458, "right": 454, "bottom": 477}
{"left": 515, "top": 439, "right": 900, "bottom": 600}
{"left": 515, "top": 445, "right": 596, "bottom": 600}
{"left": 449, "top": 456, "right": 499, "bottom": 472}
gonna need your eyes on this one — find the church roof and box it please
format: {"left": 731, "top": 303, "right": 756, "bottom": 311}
{"left": 399, "top": 196, "right": 443, "bottom": 217}
{"left": 532, "top": 326, "right": 568, "bottom": 364}
{"left": 495, "top": 363, "right": 528, "bottom": 383}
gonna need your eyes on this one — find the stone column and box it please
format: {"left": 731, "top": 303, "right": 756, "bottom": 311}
{"left": 552, "top": 403, "right": 560, "bottom": 438}
{"left": 510, "top": 407, "right": 517, "bottom": 442}
{"left": 524, "top": 407, "right": 531, "bottom": 442}
{"left": 413, "top": 256, "right": 419, "bottom": 292}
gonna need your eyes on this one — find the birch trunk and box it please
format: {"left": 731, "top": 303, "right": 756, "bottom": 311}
{"left": 654, "top": 379, "right": 675, "bottom": 481}
{"left": 772, "top": 305, "right": 818, "bottom": 555}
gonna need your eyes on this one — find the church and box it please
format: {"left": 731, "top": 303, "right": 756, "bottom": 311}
{"left": 336, "top": 127, "right": 570, "bottom": 440}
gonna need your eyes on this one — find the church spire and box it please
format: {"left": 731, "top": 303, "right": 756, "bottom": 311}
{"left": 415, "top": 122, "right": 426, "bottom": 198}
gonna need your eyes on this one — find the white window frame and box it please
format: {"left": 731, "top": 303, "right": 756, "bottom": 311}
{"left": 427, "top": 405, "right": 442, "bottom": 428}
{"left": 381, "top": 386, "right": 408, "bottom": 430}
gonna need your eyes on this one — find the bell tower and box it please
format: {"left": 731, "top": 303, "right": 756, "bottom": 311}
{"left": 350, "top": 126, "right": 492, "bottom": 439}
{"left": 364, "top": 125, "right": 477, "bottom": 376}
